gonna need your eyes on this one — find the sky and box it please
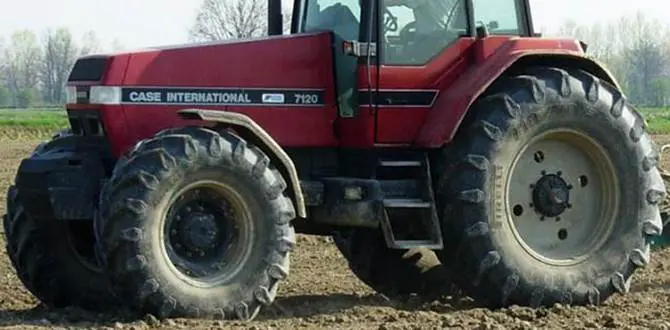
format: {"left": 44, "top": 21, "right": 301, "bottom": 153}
{"left": 0, "top": 0, "right": 668, "bottom": 52}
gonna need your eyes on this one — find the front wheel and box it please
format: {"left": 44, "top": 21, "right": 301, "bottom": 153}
{"left": 436, "top": 67, "right": 666, "bottom": 307}
{"left": 95, "top": 127, "right": 296, "bottom": 320}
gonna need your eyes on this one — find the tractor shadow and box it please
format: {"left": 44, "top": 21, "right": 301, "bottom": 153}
{"left": 256, "top": 292, "right": 481, "bottom": 320}
{"left": 0, "top": 293, "right": 480, "bottom": 327}
{"left": 630, "top": 280, "right": 670, "bottom": 294}
{"left": 0, "top": 304, "right": 138, "bottom": 328}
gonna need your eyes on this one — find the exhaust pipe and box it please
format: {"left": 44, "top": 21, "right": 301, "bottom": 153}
{"left": 268, "top": 0, "right": 283, "bottom": 35}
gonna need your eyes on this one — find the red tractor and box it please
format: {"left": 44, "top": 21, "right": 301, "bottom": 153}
{"left": 4, "top": 0, "right": 666, "bottom": 321}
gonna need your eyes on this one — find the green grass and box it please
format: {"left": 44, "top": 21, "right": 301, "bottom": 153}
{"left": 2, "top": 107, "right": 670, "bottom": 137}
{"left": 0, "top": 108, "right": 68, "bottom": 141}
{"left": 638, "top": 108, "right": 670, "bottom": 134}
{"left": 0, "top": 108, "right": 68, "bottom": 128}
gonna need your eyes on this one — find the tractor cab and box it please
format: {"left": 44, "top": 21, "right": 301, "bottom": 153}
{"left": 288, "top": 0, "right": 535, "bottom": 61}
{"left": 274, "top": 0, "right": 536, "bottom": 146}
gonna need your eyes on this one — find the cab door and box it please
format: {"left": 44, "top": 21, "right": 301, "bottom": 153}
{"left": 373, "top": 0, "right": 474, "bottom": 144}
{"left": 322, "top": 0, "right": 378, "bottom": 147}
{"left": 373, "top": 0, "right": 536, "bottom": 145}
{"left": 297, "top": 0, "right": 377, "bottom": 147}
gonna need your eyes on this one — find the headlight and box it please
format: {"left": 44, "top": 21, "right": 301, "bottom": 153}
{"left": 66, "top": 86, "right": 77, "bottom": 104}
{"left": 90, "top": 86, "right": 122, "bottom": 105}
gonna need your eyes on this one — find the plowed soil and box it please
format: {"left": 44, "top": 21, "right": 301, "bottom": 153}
{"left": 2, "top": 135, "right": 670, "bottom": 330}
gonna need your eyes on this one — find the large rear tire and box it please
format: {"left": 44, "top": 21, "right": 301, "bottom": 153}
{"left": 435, "top": 67, "right": 665, "bottom": 307}
{"left": 3, "top": 136, "right": 119, "bottom": 310}
{"left": 333, "top": 228, "right": 451, "bottom": 301}
{"left": 95, "top": 127, "right": 296, "bottom": 320}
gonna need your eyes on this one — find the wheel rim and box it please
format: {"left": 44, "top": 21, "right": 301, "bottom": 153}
{"left": 506, "top": 128, "right": 619, "bottom": 266}
{"left": 160, "top": 180, "right": 254, "bottom": 287}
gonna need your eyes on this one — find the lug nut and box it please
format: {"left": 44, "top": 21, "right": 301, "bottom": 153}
{"left": 567, "top": 185, "right": 573, "bottom": 190}
{"left": 557, "top": 171, "right": 562, "bottom": 176}
{"left": 556, "top": 217, "right": 561, "bottom": 222}
{"left": 541, "top": 170, "right": 546, "bottom": 175}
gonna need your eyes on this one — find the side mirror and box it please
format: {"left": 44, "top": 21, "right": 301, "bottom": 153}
{"left": 475, "top": 20, "right": 488, "bottom": 38}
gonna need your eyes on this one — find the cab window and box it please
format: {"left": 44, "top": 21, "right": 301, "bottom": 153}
{"left": 381, "top": 0, "right": 468, "bottom": 65}
{"left": 472, "top": 0, "right": 525, "bottom": 35}
{"left": 302, "top": 0, "right": 362, "bottom": 41}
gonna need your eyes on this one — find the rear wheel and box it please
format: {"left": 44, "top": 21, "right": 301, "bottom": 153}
{"left": 436, "top": 67, "right": 666, "bottom": 307}
{"left": 333, "top": 228, "right": 451, "bottom": 301}
{"left": 96, "top": 127, "right": 296, "bottom": 320}
{"left": 3, "top": 136, "right": 119, "bottom": 310}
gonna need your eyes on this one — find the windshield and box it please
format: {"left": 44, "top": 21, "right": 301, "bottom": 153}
{"left": 302, "top": 0, "right": 362, "bottom": 40}
{"left": 385, "top": 0, "right": 462, "bottom": 34}
{"left": 381, "top": 0, "right": 467, "bottom": 64}
{"left": 472, "top": 0, "right": 526, "bottom": 35}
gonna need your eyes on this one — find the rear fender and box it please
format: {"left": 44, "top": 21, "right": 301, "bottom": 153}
{"left": 177, "top": 108, "right": 306, "bottom": 218}
{"left": 414, "top": 38, "right": 621, "bottom": 147}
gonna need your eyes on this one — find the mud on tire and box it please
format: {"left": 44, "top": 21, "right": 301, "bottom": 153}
{"left": 435, "top": 67, "right": 666, "bottom": 307}
{"left": 95, "top": 126, "right": 296, "bottom": 320}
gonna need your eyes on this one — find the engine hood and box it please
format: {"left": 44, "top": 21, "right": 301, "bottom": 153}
{"left": 68, "top": 32, "right": 335, "bottom": 91}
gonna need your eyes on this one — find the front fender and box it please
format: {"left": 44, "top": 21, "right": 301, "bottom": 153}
{"left": 414, "top": 37, "right": 621, "bottom": 148}
{"left": 177, "top": 108, "right": 306, "bottom": 218}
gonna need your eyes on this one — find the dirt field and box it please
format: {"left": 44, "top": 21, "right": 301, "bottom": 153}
{"left": 2, "top": 136, "right": 670, "bottom": 330}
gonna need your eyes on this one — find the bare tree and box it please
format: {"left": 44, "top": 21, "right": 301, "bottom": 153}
{"left": 0, "top": 37, "right": 9, "bottom": 106}
{"left": 551, "top": 11, "right": 670, "bottom": 105}
{"left": 0, "top": 28, "right": 117, "bottom": 107}
{"left": 40, "top": 28, "right": 79, "bottom": 104}
{"left": 624, "top": 38, "right": 668, "bottom": 106}
{"left": 110, "top": 38, "right": 126, "bottom": 52}
{"left": 1, "top": 30, "right": 42, "bottom": 107}
{"left": 556, "top": 20, "right": 615, "bottom": 63}
{"left": 79, "top": 30, "right": 101, "bottom": 56}
{"left": 189, "top": 0, "right": 292, "bottom": 41}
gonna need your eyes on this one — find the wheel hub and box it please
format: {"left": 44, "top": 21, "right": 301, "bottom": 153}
{"left": 163, "top": 183, "right": 251, "bottom": 284}
{"left": 179, "top": 212, "right": 219, "bottom": 251}
{"left": 532, "top": 172, "right": 572, "bottom": 217}
{"left": 506, "top": 129, "right": 619, "bottom": 265}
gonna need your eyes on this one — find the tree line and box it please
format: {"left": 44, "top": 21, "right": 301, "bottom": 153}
{"left": 0, "top": 29, "right": 121, "bottom": 108}
{"left": 1, "top": 0, "right": 668, "bottom": 109}
{"left": 547, "top": 12, "right": 670, "bottom": 107}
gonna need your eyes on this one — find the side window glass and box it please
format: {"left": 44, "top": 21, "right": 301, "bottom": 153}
{"left": 472, "top": 0, "right": 523, "bottom": 35}
{"left": 303, "top": 0, "right": 362, "bottom": 41}
{"left": 381, "top": 0, "right": 467, "bottom": 65}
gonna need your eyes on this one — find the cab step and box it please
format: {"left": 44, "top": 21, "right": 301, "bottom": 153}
{"left": 383, "top": 198, "right": 431, "bottom": 208}
{"left": 376, "top": 155, "right": 443, "bottom": 250}
{"left": 378, "top": 160, "right": 422, "bottom": 167}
